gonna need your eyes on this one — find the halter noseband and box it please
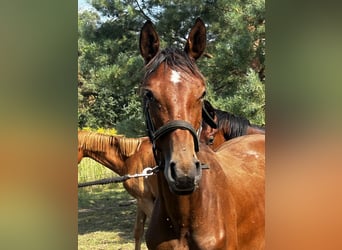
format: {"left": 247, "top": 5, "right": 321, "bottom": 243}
{"left": 144, "top": 100, "right": 200, "bottom": 166}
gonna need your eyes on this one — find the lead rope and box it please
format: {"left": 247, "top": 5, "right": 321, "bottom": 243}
{"left": 78, "top": 166, "right": 160, "bottom": 188}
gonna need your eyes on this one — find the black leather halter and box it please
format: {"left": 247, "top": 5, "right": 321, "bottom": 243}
{"left": 144, "top": 100, "right": 200, "bottom": 165}
{"left": 202, "top": 102, "right": 217, "bottom": 129}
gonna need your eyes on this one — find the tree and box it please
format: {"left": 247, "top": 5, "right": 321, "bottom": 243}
{"left": 78, "top": 0, "right": 265, "bottom": 134}
{"left": 78, "top": 4, "right": 146, "bottom": 132}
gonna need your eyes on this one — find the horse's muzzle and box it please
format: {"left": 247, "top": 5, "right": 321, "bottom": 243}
{"left": 164, "top": 158, "right": 202, "bottom": 195}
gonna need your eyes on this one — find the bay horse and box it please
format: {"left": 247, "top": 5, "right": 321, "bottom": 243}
{"left": 78, "top": 130, "right": 158, "bottom": 250}
{"left": 78, "top": 116, "right": 222, "bottom": 249}
{"left": 200, "top": 100, "right": 265, "bottom": 150}
{"left": 140, "top": 18, "right": 265, "bottom": 249}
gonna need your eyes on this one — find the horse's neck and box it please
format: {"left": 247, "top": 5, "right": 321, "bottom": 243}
{"left": 81, "top": 147, "right": 127, "bottom": 176}
{"left": 212, "top": 130, "right": 226, "bottom": 150}
{"left": 224, "top": 122, "right": 247, "bottom": 139}
{"left": 246, "top": 125, "right": 265, "bottom": 135}
{"left": 158, "top": 177, "right": 194, "bottom": 227}
{"left": 157, "top": 171, "right": 215, "bottom": 228}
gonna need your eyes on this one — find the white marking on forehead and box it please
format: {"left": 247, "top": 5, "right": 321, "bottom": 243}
{"left": 170, "top": 70, "right": 181, "bottom": 84}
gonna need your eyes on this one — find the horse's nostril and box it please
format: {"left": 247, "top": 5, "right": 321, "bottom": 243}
{"left": 208, "top": 136, "right": 214, "bottom": 145}
{"left": 170, "top": 161, "right": 177, "bottom": 180}
{"left": 195, "top": 160, "right": 200, "bottom": 170}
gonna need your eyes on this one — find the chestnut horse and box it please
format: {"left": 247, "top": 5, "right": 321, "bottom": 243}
{"left": 78, "top": 130, "right": 158, "bottom": 250}
{"left": 140, "top": 18, "right": 265, "bottom": 249}
{"left": 200, "top": 100, "right": 265, "bottom": 150}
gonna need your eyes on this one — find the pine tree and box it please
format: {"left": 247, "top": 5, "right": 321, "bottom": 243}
{"left": 78, "top": 0, "right": 265, "bottom": 134}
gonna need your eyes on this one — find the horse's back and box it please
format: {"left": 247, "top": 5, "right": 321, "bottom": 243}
{"left": 216, "top": 133, "right": 264, "bottom": 154}
{"left": 216, "top": 134, "right": 265, "bottom": 249}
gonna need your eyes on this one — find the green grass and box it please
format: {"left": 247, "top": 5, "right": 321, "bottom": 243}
{"left": 78, "top": 158, "right": 118, "bottom": 183}
{"left": 78, "top": 159, "right": 148, "bottom": 250}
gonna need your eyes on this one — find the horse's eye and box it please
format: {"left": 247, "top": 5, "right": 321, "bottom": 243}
{"left": 144, "top": 90, "right": 154, "bottom": 102}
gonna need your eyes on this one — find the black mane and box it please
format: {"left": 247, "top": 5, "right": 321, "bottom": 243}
{"left": 215, "top": 109, "right": 251, "bottom": 140}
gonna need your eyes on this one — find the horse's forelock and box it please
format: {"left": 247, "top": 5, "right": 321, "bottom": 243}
{"left": 142, "top": 48, "right": 204, "bottom": 85}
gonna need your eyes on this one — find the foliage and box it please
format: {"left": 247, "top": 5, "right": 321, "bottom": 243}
{"left": 78, "top": 0, "right": 265, "bottom": 134}
{"left": 79, "top": 126, "right": 118, "bottom": 135}
{"left": 207, "top": 69, "right": 265, "bottom": 125}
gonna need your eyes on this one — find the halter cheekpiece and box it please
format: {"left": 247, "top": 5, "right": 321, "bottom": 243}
{"left": 144, "top": 99, "right": 200, "bottom": 166}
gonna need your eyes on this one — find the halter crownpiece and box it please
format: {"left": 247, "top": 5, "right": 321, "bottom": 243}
{"left": 202, "top": 101, "right": 217, "bottom": 129}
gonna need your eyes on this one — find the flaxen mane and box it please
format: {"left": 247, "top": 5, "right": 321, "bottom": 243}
{"left": 78, "top": 131, "right": 113, "bottom": 152}
{"left": 117, "top": 137, "right": 143, "bottom": 157}
{"left": 78, "top": 131, "right": 143, "bottom": 157}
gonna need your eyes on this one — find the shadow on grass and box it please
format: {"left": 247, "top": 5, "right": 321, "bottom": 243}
{"left": 78, "top": 183, "right": 141, "bottom": 243}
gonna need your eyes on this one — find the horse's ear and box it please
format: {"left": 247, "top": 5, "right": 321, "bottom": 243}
{"left": 140, "top": 20, "right": 160, "bottom": 64}
{"left": 185, "top": 18, "right": 206, "bottom": 60}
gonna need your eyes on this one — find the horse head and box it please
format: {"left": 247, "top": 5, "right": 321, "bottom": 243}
{"left": 140, "top": 18, "right": 207, "bottom": 195}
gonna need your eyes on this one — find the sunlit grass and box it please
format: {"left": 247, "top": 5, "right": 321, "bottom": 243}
{"left": 78, "top": 159, "right": 148, "bottom": 249}
{"left": 78, "top": 158, "right": 117, "bottom": 183}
